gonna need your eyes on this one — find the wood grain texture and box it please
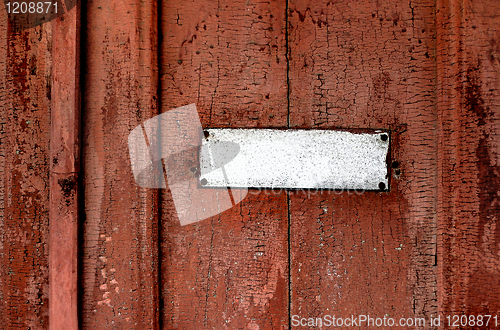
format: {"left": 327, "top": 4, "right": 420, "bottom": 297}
{"left": 160, "top": 0, "right": 288, "bottom": 128}
{"left": 0, "top": 7, "right": 52, "bottom": 329}
{"left": 0, "top": 0, "right": 497, "bottom": 327}
{"left": 288, "top": 0, "right": 438, "bottom": 326}
{"left": 159, "top": 0, "right": 289, "bottom": 327}
{"left": 49, "top": 5, "right": 80, "bottom": 329}
{"left": 161, "top": 192, "right": 289, "bottom": 329}
{"left": 81, "top": 0, "right": 160, "bottom": 327}
{"left": 436, "top": 0, "right": 500, "bottom": 317}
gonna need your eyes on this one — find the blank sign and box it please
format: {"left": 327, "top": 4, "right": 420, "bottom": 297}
{"left": 199, "top": 129, "right": 390, "bottom": 191}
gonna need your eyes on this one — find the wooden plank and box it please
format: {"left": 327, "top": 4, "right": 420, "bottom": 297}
{"left": 81, "top": 0, "right": 160, "bottom": 327}
{"left": 48, "top": 5, "right": 80, "bottom": 330}
{"left": 159, "top": 0, "right": 288, "bottom": 128}
{"left": 159, "top": 0, "right": 289, "bottom": 327}
{"left": 288, "top": 0, "right": 438, "bottom": 325}
{"left": 0, "top": 7, "right": 52, "bottom": 329}
{"left": 161, "top": 193, "right": 289, "bottom": 328}
{"left": 436, "top": 0, "right": 500, "bottom": 316}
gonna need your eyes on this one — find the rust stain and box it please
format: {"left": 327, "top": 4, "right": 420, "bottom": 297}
{"left": 463, "top": 65, "right": 500, "bottom": 313}
{"left": 57, "top": 175, "right": 76, "bottom": 206}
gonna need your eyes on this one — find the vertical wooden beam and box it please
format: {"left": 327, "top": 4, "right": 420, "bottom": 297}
{"left": 436, "top": 0, "right": 500, "bottom": 316}
{"left": 159, "top": 0, "right": 289, "bottom": 328}
{"left": 0, "top": 5, "right": 53, "bottom": 329}
{"left": 49, "top": 4, "right": 81, "bottom": 330}
{"left": 288, "top": 0, "right": 438, "bottom": 323}
{"left": 0, "top": 6, "right": 54, "bottom": 330}
{"left": 81, "top": 0, "right": 160, "bottom": 327}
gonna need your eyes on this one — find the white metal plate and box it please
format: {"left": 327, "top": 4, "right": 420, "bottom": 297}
{"left": 199, "top": 129, "right": 389, "bottom": 191}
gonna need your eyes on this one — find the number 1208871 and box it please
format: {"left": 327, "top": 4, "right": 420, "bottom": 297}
{"left": 5, "top": 2, "right": 57, "bottom": 14}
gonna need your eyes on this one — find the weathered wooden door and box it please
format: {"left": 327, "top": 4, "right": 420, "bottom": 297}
{"left": 1, "top": 0, "right": 500, "bottom": 329}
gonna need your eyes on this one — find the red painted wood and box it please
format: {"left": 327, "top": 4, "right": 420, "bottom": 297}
{"left": 436, "top": 0, "right": 500, "bottom": 317}
{"left": 0, "top": 13, "right": 52, "bottom": 329}
{"left": 159, "top": 0, "right": 288, "bottom": 128}
{"left": 159, "top": 0, "right": 289, "bottom": 327}
{"left": 0, "top": 0, "right": 499, "bottom": 327}
{"left": 81, "top": 0, "right": 160, "bottom": 327}
{"left": 288, "top": 0, "right": 438, "bottom": 325}
{"left": 49, "top": 6, "right": 80, "bottom": 330}
{"left": 161, "top": 193, "right": 289, "bottom": 329}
